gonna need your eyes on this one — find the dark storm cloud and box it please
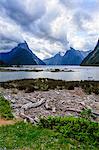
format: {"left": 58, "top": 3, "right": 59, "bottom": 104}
{"left": 0, "top": 32, "right": 22, "bottom": 43}
{"left": 0, "top": 0, "right": 47, "bottom": 51}
{"left": 0, "top": 0, "right": 46, "bottom": 28}
{"left": 0, "top": 41, "right": 17, "bottom": 51}
{"left": 0, "top": 0, "right": 59, "bottom": 41}
{"left": 0, "top": 0, "right": 99, "bottom": 58}
{"left": 0, "top": 0, "right": 68, "bottom": 50}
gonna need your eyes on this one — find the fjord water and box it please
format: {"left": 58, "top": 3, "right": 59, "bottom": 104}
{"left": 0, "top": 66, "right": 99, "bottom": 82}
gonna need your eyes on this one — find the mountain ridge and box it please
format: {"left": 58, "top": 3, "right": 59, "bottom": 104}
{"left": 81, "top": 40, "right": 99, "bottom": 66}
{"left": 0, "top": 41, "right": 45, "bottom": 65}
{"left": 44, "top": 47, "right": 91, "bottom": 65}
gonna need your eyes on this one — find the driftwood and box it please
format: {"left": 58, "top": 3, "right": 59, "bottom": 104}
{"left": 65, "top": 108, "right": 81, "bottom": 113}
{"left": 20, "top": 108, "right": 39, "bottom": 124}
{"left": 44, "top": 100, "right": 52, "bottom": 110}
{"left": 20, "top": 112, "right": 35, "bottom": 124}
{"left": 21, "top": 98, "right": 46, "bottom": 110}
{"left": 19, "top": 98, "right": 46, "bottom": 124}
{"left": 52, "top": 107, "right": 56, "bottom": 113}
{"left": 65, "top": 108, "right": 99, "bottom": 117}
{"left": 11, "top": 104, "right": 22, "bottom": 109}
{"left": 92, "top": 111, "right": 99, "bottom": 116}
{"left": 44, "top": 100, "right": 56, "bottom": 112}
{"left": 20, "top": 100, "right": 99, "bottom": 124}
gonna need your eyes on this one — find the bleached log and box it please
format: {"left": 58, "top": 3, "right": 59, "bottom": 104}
{"left": 21, "top": 98, "right": 46, "bottom": 110}
{"left": 65, "top": 108, "right": 81, "bottom": 113}
{"left": 20, "top": 112, "right": 35, "bottom": 124}
{"left": 44, "top": 99, "right": 53, "bottom": 110}
{"left": 11, "top": 104, "right": 22, "bottom": 109}
{"left": 92, "top": 111, "right": 99, "bottom": 116}
{"left": 52, "top": 107, "right": 56, "bottom": 113}
{"left": 65, "top": 108, "right": 99, "bottom": 117}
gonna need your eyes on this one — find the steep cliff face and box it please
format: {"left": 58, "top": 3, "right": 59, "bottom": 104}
{"left": 0, "top": 42, "right": 45, "bottom": 65}
{"left": 81, "top": 40, "right": 99, "bottom": 66}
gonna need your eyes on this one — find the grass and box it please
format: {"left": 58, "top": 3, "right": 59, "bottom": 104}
{"left": 0, "top": 118, "right": 99, "bottom": 150}
{"left": 80, "top": 108, "right": 96, "bottom": 120}
{"left": 0, "top": 96, "right": 99, "bottom": 149}
{"left": 0, "top": 121, "right": 79, "bottom": 150}
{"left": 0, "top": 96, "right": 14, "bottom": 120}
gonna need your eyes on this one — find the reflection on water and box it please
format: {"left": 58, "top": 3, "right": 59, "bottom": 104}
{"left": 0, "top": 66, "right": 99, "bottom": 82}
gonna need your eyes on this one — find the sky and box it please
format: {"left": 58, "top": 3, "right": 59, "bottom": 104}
{"left": 0, "top": 0, "right": 99, "bottom": 59}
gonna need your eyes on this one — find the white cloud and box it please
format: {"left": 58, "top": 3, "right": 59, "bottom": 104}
{"left": 0, "top": 0, "right": 99, "bottom": 59}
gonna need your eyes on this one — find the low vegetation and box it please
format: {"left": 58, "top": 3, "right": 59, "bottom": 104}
{"left": 0, "top": 116, "right": 99, "bottom": 149}
{"left": 0, "top": 95, "right": 99, "bottom": 149}
{"left": 39, "top": 116, "right": 99, "bottom": 148}
{"left": 0, "top": 121, "right": 80, "bottom": 149}
{"left": 80, "top": 108, "right": 96, "bottom": 120}
{"left": 0, "top": 78, "right": 99, "bottom": 94}
{"left": 0, "top": 96, "right": 14, "bottom": 120}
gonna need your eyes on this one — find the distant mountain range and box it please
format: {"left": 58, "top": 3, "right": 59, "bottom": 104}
{"left": 43, "top": 47, "right": 91, "bottom": 65}
{"left": 0, "top": 41, "right": 45, "bottom": 65}
{"left": 81, "top": 40, "right": 99, "bottom": 66}
{"left": 1, "top": 40, "right": 98, "bottom": 66}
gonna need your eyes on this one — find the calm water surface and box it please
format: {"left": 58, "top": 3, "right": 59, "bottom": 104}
{"left": 0, "top": 66, "right": 99, "bottom": 82}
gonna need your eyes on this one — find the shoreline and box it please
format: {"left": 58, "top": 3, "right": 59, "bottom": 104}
{"left": 0, "top": 78, "right": 99, "bottom": 93}
{"left": 0, "top": 67, "right": 74, "bottom": 72}
{"left": 0, "top": 78, "right": 99, "bottom": 123}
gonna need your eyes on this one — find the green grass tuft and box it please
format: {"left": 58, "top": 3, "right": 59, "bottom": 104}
{"left": 0, "top": 116, "right": 99, "bottom": 149}
{"left": 0, "top": 121, "right": 80, "bottom": 149}
{"left": 0, "top": 96, "right": 14, "bottom": 120}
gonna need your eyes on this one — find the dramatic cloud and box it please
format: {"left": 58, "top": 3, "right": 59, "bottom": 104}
{"left": 0, "top": 0, "right": 46, "bottom": 27}
{"left": 0, "top": 0, "right": 99, "bottom": 59}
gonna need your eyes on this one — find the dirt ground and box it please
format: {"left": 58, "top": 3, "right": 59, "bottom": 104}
{"left": 0, "top": 119, "right": 16, "bottom": 126}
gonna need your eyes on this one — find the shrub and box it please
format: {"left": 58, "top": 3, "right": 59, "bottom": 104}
{"left": 80, "top": 109, "right": 96, "bottom": 120}
{"left": 68, "top": 85, "right": 74, "bottom": 90}
{"left": 39, "top": 116, "right": 99, "bottom": 147}
{"left": 94, "top": 88, "right": 99, "bottom": 95}
{"left": 25, "top": 86, "right": 35, "bottom": 93}
{"left": 0, "top": 95, "right": 14, "bottom": 119}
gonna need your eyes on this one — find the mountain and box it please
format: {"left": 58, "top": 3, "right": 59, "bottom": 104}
{"left": 0, "top": 60, "right": 7, "bottom": 66}
{"left": 80, "top": 50, "right": 92, "bottom": 58}
{"left": 44, "top": 47, "right": 90, "bottom": 65}
{"left": 44, "top": 52, "right": 63, "bottom": 65}
{"left": 0, "top": 41, "right": 45, "bottom": 65}
{"left": 81, "top": 40, "right": 99, "bottom": 66}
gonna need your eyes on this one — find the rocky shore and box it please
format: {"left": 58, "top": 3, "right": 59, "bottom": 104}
{"left": 0, "top": 79, "right": 99, "bottom": 123}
